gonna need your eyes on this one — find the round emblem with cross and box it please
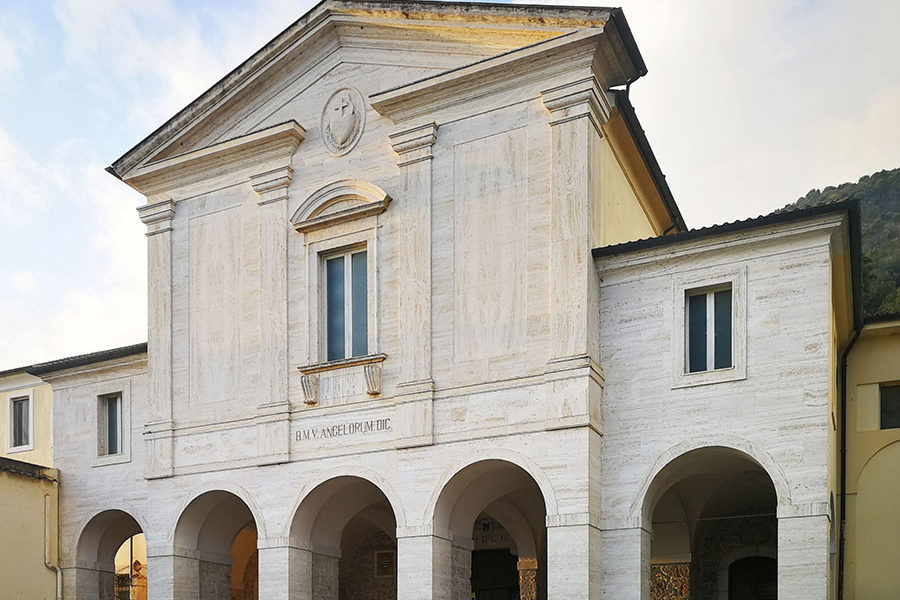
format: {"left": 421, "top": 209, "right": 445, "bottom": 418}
{"left": 321, "top": 87, "right": 365, "bottom": 156}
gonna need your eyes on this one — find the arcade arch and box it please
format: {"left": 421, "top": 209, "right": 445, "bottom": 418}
{"left": 643, "top": 447, "right": 778, "bottom": 600}
{"left": 289, "top": 475, "right": 399, "bottom": 600}
{"left": 433, "top": 459, "right": 547, "bottom": 600}
{"left": 74, "top": 509, "right": 146, "bottom": 599}
{"left": 173, "top": 490, "right": 259, "bottom": 600}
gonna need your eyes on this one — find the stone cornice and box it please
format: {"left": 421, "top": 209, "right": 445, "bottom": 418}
{"left": 389, "top": 123, "right": 438, "bottom": 167}
{"left": 251, "top": 165, "right": 294, "bottom": 206}
{"left": 370, "top": 28, "right": 607, "bottom": 124}
{"left": 138, "top": 199, "right": 176, "bottom": 236}
{"left": 291, "top": 179, "right": 391, "bottom": 234}
{"left": 125, "top": 121, "right": 306, "bottom": 198}
{"left": 541, "top": 76, "right": 611, "bottom": 134}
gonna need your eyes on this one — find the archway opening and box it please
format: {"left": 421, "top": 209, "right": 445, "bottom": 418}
{"left": 434, "top": 460, "right": 547, "bottom": 600}
{"left": 645, "top": 447, "right": 777, "bottom": 600}
{"left": 173, "top": 490, "right": 258, "bottom": 600}
{"left": 75, "top": 509, "right": 146, "bottom": 599}
{"left": 114, "top": 533, "right": 147, "bottom": 600}
{"left": 290, "top": 476, "right": 398, "bottom": 600}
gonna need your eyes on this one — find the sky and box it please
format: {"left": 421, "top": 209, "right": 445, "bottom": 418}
{"left": 0, "top": 0, "right": 898, "bottom": 368}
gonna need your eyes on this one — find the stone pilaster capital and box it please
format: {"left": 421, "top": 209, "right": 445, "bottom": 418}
{"left": 138, "top": 199, "right": 175, "bottom": 236}
{"left": 389, "top": 122, "right": 438, "bottom": 167}
{"left": 251, "top": 165, "right": 294, "bottom": 206}
{"left": 541, "top": 77, "right": 610, "bottom": 133}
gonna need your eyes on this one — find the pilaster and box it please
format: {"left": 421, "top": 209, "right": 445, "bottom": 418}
{"left": 138, "top": 199, "right": 176, "bottom": 479}
{"left": 390, "top": 123, "right": 437, "bottom": 448}
{"left": 541, "top": 78, "right": 609, "bottom": 371}
{"left": 251, "top": 164, "right": 296, "bottom": 465}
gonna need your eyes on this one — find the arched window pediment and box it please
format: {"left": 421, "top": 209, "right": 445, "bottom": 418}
{"left": 291, "top": 179, "right": 391, "bottom": 234}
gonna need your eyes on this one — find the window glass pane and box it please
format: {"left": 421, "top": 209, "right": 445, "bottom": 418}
{"left": 881, "top": 385, "right": 900, "bottom": 429}
{"left": 326, "top": 256, "right": 346, "bottom": 361}
{"left": 688, "top": 294, "right": 707, "bottom": 372}
{"left": 106, "top": 396, "right": 120, "bottom": 454}
{"left": 714, "top": 289, "right": 733, "bottom": 369}
{"left": 351, "top": 251, "right": 368, "bottom": 357}
{"left": 12, "top": 398, "right": 28, "bottom": 447}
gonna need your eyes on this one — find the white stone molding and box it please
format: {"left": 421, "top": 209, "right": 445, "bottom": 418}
{"left": 250, "top": 165, "right": 294, "bottom": 206}
{"left": 540, "top": 76, "right": 611, "bottom": 133}
{"left": 137, "top": 199, "right": 176, "bottom": 236}
{"left": 389, "top": 122, "right": 438, "bottom": 167}
{"left": 290, "top": 179, "right": 391, "bottom": 234}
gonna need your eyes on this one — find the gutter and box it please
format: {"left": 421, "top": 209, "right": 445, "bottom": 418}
{"left": 837, "top": 198, "right": 863, "bottom": 600}
{"left": 44, "top": 492, "right": 62, "bottom": 600}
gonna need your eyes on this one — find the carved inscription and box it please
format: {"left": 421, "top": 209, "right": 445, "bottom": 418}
{"left": 296, "top": 418, "right": 391, "bottom": 441}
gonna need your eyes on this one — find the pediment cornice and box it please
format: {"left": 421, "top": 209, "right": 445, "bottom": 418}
{"left": 370, "top": 27, "right": 622, "bottom": 125}
{"left": 125, "top": 121, "right": 305, "bottom": 198}
{"left": 109, "top": 2, "right": 637, "bottom": 184}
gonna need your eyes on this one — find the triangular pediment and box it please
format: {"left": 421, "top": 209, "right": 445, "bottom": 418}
{"left": 109, "top": 1, "right": 635, "bottom": 188}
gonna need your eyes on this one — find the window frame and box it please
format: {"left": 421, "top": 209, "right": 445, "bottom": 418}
{"left": 323, "top": 245, "right": 369, "bottom": 362}
{"left": 7, "top": 390, "right": 33, "bottom": 453}
{"left": 685, "top": 284, "right": 733, "bottom": 373}
{"left": 879, "top": 383, "right": 900, "bottom": 430}
{"left": 93, "top": 384, "right": 132, "bottom": 467}
{"left": 98, "top": 392, "right": 123, "bottom": 456}
{"left": 672, "top": 266, "right": 747, "bottom": 388}
{"left": 304, "top": 223, "right": 379, "bottom": 367}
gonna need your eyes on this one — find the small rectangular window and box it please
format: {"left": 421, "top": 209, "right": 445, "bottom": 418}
{"left": 881, "top": 385, "right": 900, "bottom": 430}
{"left": 686, "top": 286, "right": 733, "bottom": 373}
{"left": 11, "top": 396, "right": 29, "bottom": 448}
{"left": 99, "top": 393, "right": 123, "bottom": 455}
{"left": 325, "top": 249, "right": 368, "bottom": 361}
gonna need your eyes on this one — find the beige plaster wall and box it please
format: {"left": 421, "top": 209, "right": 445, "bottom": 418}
{"left": 845, "top": 319, "right": 900, "bottom": 599}
{"left": 0, "top": 375, "right": 53, "bottom": 467}
{"left": 0, "top": 461, "right": 59, "bottom": 599}
{"left": 597, "top": 136, "right": 656, "bottom": 247}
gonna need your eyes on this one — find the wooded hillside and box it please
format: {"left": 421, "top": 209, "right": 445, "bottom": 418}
{"left": 779, "top": 167, "right": 900, "bottom": 317}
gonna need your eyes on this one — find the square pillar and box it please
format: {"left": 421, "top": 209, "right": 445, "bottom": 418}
{"left": 397, "top": 526, "right": 453, "bottom": 600}
{"left": 778, "top": 505, "right": 831, "bottom": 599}
{"left": 598, "top": 520, "right": 650, "bottom": 600}
{"left": 257, "top": 542, "right": 308, "bottom": 600}
{"left": 146, "top": 551, "right": 199, "bottom": 600}
{"left": 546, "top": 515, "right": 602, "bottom": 600}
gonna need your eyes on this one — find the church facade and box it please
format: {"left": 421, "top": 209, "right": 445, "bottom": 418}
{"left": 42, "top": 2, "right": 858, "bottom": 599}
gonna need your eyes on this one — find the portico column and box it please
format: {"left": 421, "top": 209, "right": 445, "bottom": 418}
{"left": 138, "top": 200, "right": 176, "bottom": 480}
{"left": 517, "top": 557, "right": 539, "bottom": 600}
{"left": 396, "top": 525, "right": 453, "bottom": 600}
{"left": 598, "top": 518, "right": 651, "bottom": 600}
{"left": 546, "top": 513, "right": 602, "bottom": 600}
{"left": 777, "top": 503, "right": 831, "bottom": 599}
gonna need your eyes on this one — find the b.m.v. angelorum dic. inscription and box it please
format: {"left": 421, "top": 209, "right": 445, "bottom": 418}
{"left": 295, "top": 418, "right": 391, "bottom": 441}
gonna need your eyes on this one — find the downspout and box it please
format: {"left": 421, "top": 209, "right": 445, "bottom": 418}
{"left": 837, "top": 326, "right": 861, "bottom": 600}
{"left": 44, "top": 492, "right": 63, "bottom": 600}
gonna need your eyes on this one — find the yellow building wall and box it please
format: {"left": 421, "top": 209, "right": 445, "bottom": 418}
{"left": 597, "top": 136, "right": 658, "bottom": 247}
{"left": 0, "top": 458, "right": 59, "bottom": 600}
{"left": 845, "top": 318, "right": 900, "bottom": 599}
{"left": 0, "top": 374, "right": 53, "bottom": 467}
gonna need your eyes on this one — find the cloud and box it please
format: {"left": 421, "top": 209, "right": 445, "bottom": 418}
{"left": 52, "top": 0, "right": 317, "bottom": 133}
